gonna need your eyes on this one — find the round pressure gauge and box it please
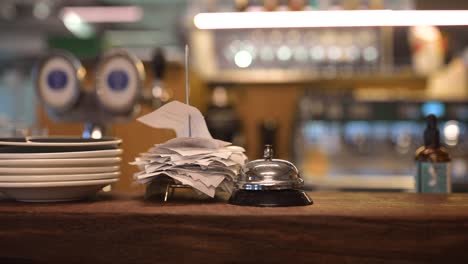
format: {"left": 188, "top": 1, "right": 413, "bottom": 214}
{"left": 35, "top": 51, "right": 84, "bottom": 112}
{"left": 95, "top": 50, "right": 145, "bottom": 114}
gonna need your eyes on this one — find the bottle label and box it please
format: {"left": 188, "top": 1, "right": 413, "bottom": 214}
{"left": 416, "top": 162, "right": 451, "bottom": 193}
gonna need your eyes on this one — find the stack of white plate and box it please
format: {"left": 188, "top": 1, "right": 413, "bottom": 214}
{"left": 0, "top": 136, "right": 122, "bottom": 202}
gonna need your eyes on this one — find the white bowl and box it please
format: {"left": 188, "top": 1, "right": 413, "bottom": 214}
{"left": 0, "top": 136, "right": 121, "bottom": 147}
{"left": 0, "top": 149, "right": 122, "bottom": 160}
{"left": 0, "top": 157, "right": 121, "bottom": 167}
{"left": 0, "top": 179, "right": 117, "bottom": 202}
{"left": 0, "top": 172, "right": 120, "bottom": 182}
{"left": 0, "top": 166, "right": 119, "bottom": 175}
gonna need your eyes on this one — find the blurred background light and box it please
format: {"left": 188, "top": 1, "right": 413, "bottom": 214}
{"left": 422, "top": 102, "right": 445, "bottom": 118}
{"left": 444, "top": 120, "right": 461, "bottom": 146}
{"left": 33, "top": 1, "right": 51, "bottom": 20}
{"left": 194, "top": 10, "right": 468, "bottom": 29}
{"left": 61, "top": 6, "right": 143, "bottom": 23}
{"left": 234, "top": 50, "right": 253, "bottom": 68}
{"left": 62, "top": 11, "right": 94, "bottom": 39}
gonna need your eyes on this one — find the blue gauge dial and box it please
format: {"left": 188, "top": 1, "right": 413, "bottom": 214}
{"left": 47, "top": 70, "right": 68, "bottom": 90}
{"left": 107, "top": 70, "right": 129, "bottom": 91}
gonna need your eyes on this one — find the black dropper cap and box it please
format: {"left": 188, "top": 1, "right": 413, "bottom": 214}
{"left": 152, "top": 48, "right": 166, "bottom": 80}
{"left": 424, "top": 114, "right": 440, "bottom": 147}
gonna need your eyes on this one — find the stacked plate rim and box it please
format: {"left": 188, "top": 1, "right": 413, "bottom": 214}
{"left": 0, "top": 136, "right": 122, "bottom": 202}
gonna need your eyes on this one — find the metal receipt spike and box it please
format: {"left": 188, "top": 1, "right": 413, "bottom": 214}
{"left": 159, "top": 44, "right": 192, "bottom": 202}
{"left": 185, "top": 44, "right": 192, "bottom": 138}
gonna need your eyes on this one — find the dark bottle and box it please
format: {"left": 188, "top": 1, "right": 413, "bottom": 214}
{"left": 205, "top": 87, "right": 242, "bottom": 145}
{"left": 415, "top": 114, "right": 451, "bottom": 193}
{"left": 142, "top": 48, "right": 172, "bottom": 109}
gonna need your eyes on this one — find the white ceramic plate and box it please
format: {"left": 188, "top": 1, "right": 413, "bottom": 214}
{"left": 0, "top": 171, "right": 120, "bottom": 182}
{"left": 0, "top": 178, "right": 117, "bottom": 202}
{"left": 0, "top": 157, "right": 121, "bottom": 167}
{"left": 0, "top": 149, "right": 122, "bottom": 159}
{"left": 0, "top": 136, "right": 121, "bottom": 147}
{"left": 0, "top": 166, "right": 119, "bottom": 175}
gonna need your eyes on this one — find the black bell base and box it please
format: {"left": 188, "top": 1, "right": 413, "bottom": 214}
{"left": 228, "top": 189, "right": 313, "bottom": 207}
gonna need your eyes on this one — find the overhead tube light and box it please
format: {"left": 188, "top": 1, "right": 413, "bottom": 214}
{"left": 194, "top": 10, "right": 468, "bottom": 29}
{"left": 61, "top": 6, "right": 143, "bottom": 23}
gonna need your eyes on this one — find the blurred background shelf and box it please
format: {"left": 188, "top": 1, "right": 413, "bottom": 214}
{"left": 204, "top": 72, "right": 428, "bottom": 86}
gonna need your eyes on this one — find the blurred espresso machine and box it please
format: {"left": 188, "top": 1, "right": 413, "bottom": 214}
{"left": 35, "top": 49, "right": 145, "bottom": 138}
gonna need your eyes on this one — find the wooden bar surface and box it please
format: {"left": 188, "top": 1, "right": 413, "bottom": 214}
{"left": 0, "top": 192, "right": 468, "bottom": 264}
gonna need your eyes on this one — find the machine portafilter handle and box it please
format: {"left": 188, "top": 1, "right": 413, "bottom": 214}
{"left": 141, "top": 48, "right": 172, "bottom": 108}
{"left": 152, "top": 48, "right": 166, "bottom": 80}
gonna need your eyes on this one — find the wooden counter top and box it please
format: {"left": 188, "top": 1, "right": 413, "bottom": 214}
{"left": 0, "top": 192, "right": 467, "bottom": 264}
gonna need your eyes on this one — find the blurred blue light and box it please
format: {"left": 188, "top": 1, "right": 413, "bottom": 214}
{"left": 422, "top": 101, "right": 445, "bottom": 118}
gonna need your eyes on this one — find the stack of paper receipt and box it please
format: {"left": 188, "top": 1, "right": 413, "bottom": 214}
{"left": 131, "top": 101, "right": 247, "bottom": 197}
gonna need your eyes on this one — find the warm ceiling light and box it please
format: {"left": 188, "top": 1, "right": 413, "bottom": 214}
{"left": 61, "top": 6, "right": 143, "bottom": 23}
{"left": 194, "top": 10, "right": 468, "bottom": 29}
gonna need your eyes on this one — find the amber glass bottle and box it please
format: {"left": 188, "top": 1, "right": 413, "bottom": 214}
{"left": 415, "top": 115, "right": 451, "bottom": 193}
